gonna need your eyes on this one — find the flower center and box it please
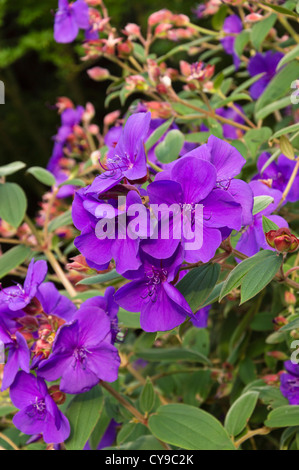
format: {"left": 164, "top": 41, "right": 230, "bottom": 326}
{"left": 73, "top": 346, "right": 90, "bottom": 369}
{"left": 144, "top": 266, "right": 168, "bottom": 302}
{"left": 26, "top": 398, "right": 47, "bottom": 421}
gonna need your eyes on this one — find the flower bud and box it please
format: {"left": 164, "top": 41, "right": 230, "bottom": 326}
{"left": 266, "top": 228, "right": 299, "bottom": 253}
{"left": 267, "top": 351, "right": 288, "bottom": 361}
{"left": 124, "top": 23, "right": 141, "bottom": 37}
{"left": 87, "top": 66, "right": 110, "bottom": 81}
{"left": 285, "top": 291, "right": 296, "bottom": 305}
{"left": 104, "top": 110, "right": 120, "bottom": 127}
{"left": 48, "top": 385, "right": 66, "bottom": 405}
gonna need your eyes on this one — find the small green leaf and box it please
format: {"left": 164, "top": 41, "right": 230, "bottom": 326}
{"left": 279, "top": 135, "right": 295, "bottom": 160}
{"left": 0, "top": 245, "right": 31, "bottom": 279}
{"left": 177, "top": 263, "right": 220, "bottom": 312}
{"left": 271, "top": 122, "right": 299, "bottom": 140}
{"left": 76, "top": 269, "right": 121, "bottom": 285}
{"left": 277, "top": 44, "right": 299, "bottom": 70}
{"left": 262, "top": 216, "right": 279, "bottom": 233}
{"left": 155, "top": 130, "right": 184, "bottom": 164}
{"left": 234, "top": 30, "right": 251, "bottom": 57}
{"left": 48, "top": 210, "right": 73, "bottom": 232}
{"left": 244, "top": 127, "right": 272, "bottom": 158}
{"left": 0, "top": 161, "right": 26, "bottom": 177}
{"left": 145, "top": 118, "right": 174, "bottom": 151}
{"left": 253, "top": 196, "right": 274, "bottom": 215}
{"left": 255, "top": 96, "right": 292, "bottom": 121}
{"left": 140, "top": 378, "right": 155, "bottom": 414}
{"left": 251, "top": 14, "right": 277, "bottom": 50}
{"left": 265, "top": 406, "right": 299, "bottom": 428}
{"left": 135, "top": 348, "right": 211, "bottom": 365}
{"left": 0, "top": 183, "right": 27, "bottom": 228}
{"left": 59, "top": 178, "right": 86, "bottom": 188}
{"left": 65, "top": 388, "right": 104, "bottom": 450}
{"left": 148, "top": 404, "right": 235, "bottom": 450}
{"left": 27, "top": 166, "right": 56, "bottom": 186}
{"left": 225, "top": 391, "right": 259, "bottom": 437}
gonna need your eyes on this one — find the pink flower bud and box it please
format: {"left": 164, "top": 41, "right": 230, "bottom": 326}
{"left": 124, "top": 23, "right": 141, "bottom": 37}
{"left": 148, "top": 9, "right": 172, "bottom": 26}
{"left": 87, "top": 66, "right": 110, "bottom": 81}
{"left": 104, "top": 110, "right": 121, "bottom": 127}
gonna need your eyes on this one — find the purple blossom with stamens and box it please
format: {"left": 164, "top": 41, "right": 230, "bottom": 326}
{"left": 37, "top": 305, "right": 120, "bottom": 394}
{"left": 86, "top": 112, "right": 151, "bottom": 195}
{"left": 280, "top": 361, "right": 299, "bottom": 405}
{"left": 254, "top": 152, "right": 299, "bottom": 203}
{"left": 248, "top": 51, "right": 284, "bottom": 99}
{"left": 143, "top": 155, "right": 243, "bottom": 263}
{"left": 36, "top": 282, "right": 77, "bottom": 323}
{"left": 235, "top": 181, "right": 288, "bottom": 258}
{"left": 10, "top": 371, "right": 70, "bottom": 444}
{"left": 73, "top": 188, "right": 146, "bottom": 274}
{"left": 221, "top": 15, "right": 243, "bottom": 69}
{"left": 54, "top": 0, "right": 90, "bottom": 44}
{"left": 115, "top": 247, "right": 194, "bottom": 332}
{"left": 0, "top": 259, "right": 47, "bottom": 312}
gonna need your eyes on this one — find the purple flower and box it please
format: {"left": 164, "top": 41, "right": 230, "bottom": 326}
{"left": 54, "top": 0, "right": 90, "bottom": 44}
{"left": 86, "top": 112, "right": 151, "bottom": 195}
{"left": 114, "top": 247, "right": 194, "bottom": 332}
{"left": 36, "top": 282, "right": 77, "bottom": 323}
{"left": 255, "top": 152, "right": 299, "bottom": 203}
{"left": 80, "top": 287, "right": 119, "bottom": 343}
{"left": 248, "top": 51, "right": 284, "bottom": 99}
{"left": 37, "top": 305, "right": 120, "bottom": 394}
{"left": 0, "top": 331, "right": 30, "bottom": 391}
{"left": 181, "top": 135, "right": 253, "bottom": 226}
{"left": 10, "top": 371, "right": 70, "bottom": 444}
{"left": 84, "top": 419, "right": 118, "bottom": 450}
{"left": 280, "top": 361, "right": 299, "bottom": 405}
{"left": 73, "top": 188, "right": 145, "bottom": 274}
{"left": 235, "top": 181, "right": 288, "bottom": 257}
{"left": 144, "top": 154, "right": 242, "bottom": 263}
{"left": 191, "top": 306, "right": 211, "bottom": 328}
{"left": 221, "top": 15, "right": 243, "bottom": 69}
{"left": 0, "top": 259, "right": 47, "bottom": 312}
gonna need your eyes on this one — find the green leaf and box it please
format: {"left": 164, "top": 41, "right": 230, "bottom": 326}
{"left": 200, "top": 281, "right": 224, "bottom": 308}
{"left": 251, "top": 14, "right": 277, "bottom": 50}
{"left": 155, "top": 130, "right": 184, "bottom": 164}
{"left": 213, "top": 93, "right": 251, "bottom": 109}
{"left": 255, "top": 61, "right": 299, "bottom": 114}
{"left": 262, "top": 215, "right": 279, "bottom": 233}
{"left": 211, "top": 4, "right": 228, "bottom": 30}
{"left": 76, "top": 269, "right": 121, "bottom": 285}
{"left": 244, "top": 127, "right": 272, "bottom": 158}
{"left": 277, "top": 44, "right": 299, "bottom": 70}
{"left": 145, "top": 118, "right": 174, "bottom": 151}
{"left": 27, "top": 166, "right": 56, "bottom": 186}
{"left": 140, "top": 378, "right": 155, "bottom": 414}
{"left": 0, "top": 161, "right": 26, "bottom": 177}
{"left": 261, "top": 2, "right": 298, "bottom": 18}
{"left": 240, "top": 252, "right": 283, "bottom": 304}
{"left": 107, "top": 435, "right": 165, "bottom": 450}
{"left": 184, "top": 132, "right": 210, "bottom": 143}
{"left": 255, "top": 96, "right": 292, "bottom": 121}
{"left": 279, "top": 135, "right": 295, "bottom": 160}
{"left": 252, "top": 195, "right": 274, "bottom": 215}
{"left": 234, "top": 30, "right": 251, "bottom": 57}
{"left": 279, "top": 316, "right": 299, "bottom": 332}
{"left": 0, "top": 245, "right": 31, "bottom": 279}
{"left": 271, "top": 122, "right": 299, "bottom": 140}
{"left": 225, "top": 391, "right": 259, "bottom": 437}
{"left": 65, "top": 388, "right": 104, "bottom": 450}
{"left": 0, "top": 183, "right": 27, "bottom": 228}
{"left": 220, "top": 250, "right": 282, "bottom": 303}
{"left": 118, "top": 308, "right": 141, "bottom": 329}
{"left": 233, "top": 73, "right": 264, "bottom": 95}
{"left": 59, "top": 178, "right": 86, "bottom": 188}
{"left": 48, "top": 209, "right": 73, "bottom": 232}
{"left": 265, "top": 406, "right": 299, "bottom": 428}
{"left": 177, "top": 263, "right": 220, "bottom": 312}
{"left": 148, "top": 404, "right": 235, "bottom": 450}
{"left": 135, "top": 348, "right": 211, "bottom": 365}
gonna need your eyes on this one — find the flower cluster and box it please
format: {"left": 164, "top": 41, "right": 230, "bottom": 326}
{"left": 0, "top": 259, "right": 120, "bottom": 443}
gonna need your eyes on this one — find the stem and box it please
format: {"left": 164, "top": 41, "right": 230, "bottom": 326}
{"left": 0, "top": 432, "right": 19, "bottom": 451}
{"left": 100, "top": 381, "right": 146, "bottom": 423}
{"left": 44, "top": 249, "right": 77, "bottom": 298}
{"left": 284, "top": 266, "right": 299, "bottom": 278}
{"left": 234, "top": 427, "right": 272, "bottom": 448}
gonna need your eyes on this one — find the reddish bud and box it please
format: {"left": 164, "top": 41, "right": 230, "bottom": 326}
{"left": 48, "top": 385, "right": 66, "bottom": 405}
{"left": 87, "top": 67, "right": 110, "bottom": 81}
{"left": 267, "top": 351, "right": 288, "bottom": 361}
{"left": 285, "top": 291, "right": 296, "bottom": 305}
{"left": 266, "top": 228, "right": 299, "bottom": 253}
{"left": 124, "top": 23, "right": 141, "bottom": 37}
